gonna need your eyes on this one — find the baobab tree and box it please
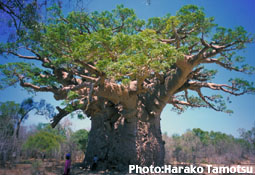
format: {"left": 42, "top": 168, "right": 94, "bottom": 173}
{"left": 0, "top": 1, "right": 254, "bottom": 170}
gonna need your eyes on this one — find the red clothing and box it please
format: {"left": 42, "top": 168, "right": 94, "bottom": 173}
{"left": 64, "top": 159, "right": 71, "bottom": 175}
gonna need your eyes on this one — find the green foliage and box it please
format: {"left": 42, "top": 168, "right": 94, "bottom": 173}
{"left": 0, "top": 62, "right": 58, "bottom": 89}
{"left": 0, "top": 3, "right": 254, "bottom": 115}
{"left": 0, "top": 101, "right": 20, "bottom": 118}
{"left": 22, "top": 130, "right": 64, "bottom": 154}
{"left": 71, "top": 129, "right": 89, "bottom": 151}
{"left": 192, "top": 128, "right": 236, "bottom": 146}
{"left": 37, "top": 123, "right": 67, "bottom": 138}
{"left": 229, "top": 78, "right": 255, "bottom": 94}
{"left": 213, "top": 26, "right": 252, "bottom": 48}
{"left": 0, "top": 4, "right": 221, "bottom": 85}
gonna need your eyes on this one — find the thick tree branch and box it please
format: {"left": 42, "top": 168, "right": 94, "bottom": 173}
{"left": 170, "top": 98, "right": 206, "bottom": 109}
{"left": 51, "top": 98, "right": 88, "bottom": 128}
{"left": 95, "top": 81, "right": 138, "bottom": 109}
{"left": 19, "top": 79, "right": 57, "bottom": 93}
{"left": 6, "top": 49, "right": 54, "bottom": 69}
{"left": 51, "top": 106, "right": 71, "bottom": 128}
{"left": 16, "top": 74, "right": 69, "bottom": 100}
{"left": 73, "top": 70, "right": 98, "bottom": 82}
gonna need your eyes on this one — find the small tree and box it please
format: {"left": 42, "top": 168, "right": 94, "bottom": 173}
{"left": 22, "top": 131, "right": 64, "bottom": 158}
{"left": 239, "top": 123, "right": 255, "bottom": 155}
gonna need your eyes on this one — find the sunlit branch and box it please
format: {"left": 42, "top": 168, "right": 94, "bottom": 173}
{"left": 6, "top": 49, "right": 54, "bottom": 69}
{"left": 75, "top": 59, "right": 104, "bottom": 76}
{"left": 187, "top": 81, "right": 250, "bottom": 96}
{"left": 19, "top": 77, "right": 57, "bottom": 93}
{"left": 7, "top": 51, "right": 40, "bottom": 60}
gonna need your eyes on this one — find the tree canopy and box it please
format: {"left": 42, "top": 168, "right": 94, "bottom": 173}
{"left": 0, "top": 3, "right": 254, "bottom": 127}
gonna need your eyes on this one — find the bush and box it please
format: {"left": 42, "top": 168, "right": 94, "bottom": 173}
{"left": 22, "top": 131, "right": 64, "bottom": 158}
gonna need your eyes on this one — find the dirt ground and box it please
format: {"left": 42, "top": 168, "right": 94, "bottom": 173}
{"left": 0, "top": 159, "right": 132, "bottom": 175}
{"left": 0, "top": 159, "right": 255, "bottom": 175}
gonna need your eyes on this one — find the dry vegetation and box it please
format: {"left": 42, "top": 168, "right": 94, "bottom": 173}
{"left": 163, "top": 128, "right": 255, "bottom": 165}
{"left": 0, "top": 126, "right": 254, "bottom": 175}
{"left": 1, "top": 160, "right": 255, "bottom": 175}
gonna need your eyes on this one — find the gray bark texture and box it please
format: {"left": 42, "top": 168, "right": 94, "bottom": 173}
{"left": 84, "top": 100, "right": 165, "bottom": 171}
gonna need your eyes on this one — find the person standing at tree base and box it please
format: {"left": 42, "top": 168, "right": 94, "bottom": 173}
{"left": 63, "top": 153, "right": 71, "bottom": 175}
{"left": 91, "top": 154, "right": 98, "bottom": 171}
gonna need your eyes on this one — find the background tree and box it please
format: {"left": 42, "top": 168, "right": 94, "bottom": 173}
{"left": 0, "top": 101, "right": 19, "bottom": 166}
{"left": 239, "top": 123, "right": 255, "bottom": 155}
{"left": 70, "top": 129, "right": 89, "bottom": 162}
{"left": 16, "top": 98, "right": 55, "bottom": 138}
{"left": 164, "top": 128, "right": 255, "bottom": 164}
{"left": 0, "top": 98, "right": 55, "bottom": 139}
{"left": 0, "top": 2, "right": 254, "bottom": 170}
{"left": 22, "top": 130, "right": 64, "bottom": 158}
{"left": 0, "top": 99, "right": 54, "bottom": 165}
{"left": 71, "top": 129, "right": 89, "bottom": 152}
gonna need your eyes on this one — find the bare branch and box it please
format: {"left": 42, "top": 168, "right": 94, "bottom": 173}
{"left": 6, "top": 49, "right": 54, "bottom": 69}
{"left": 202, "top": 58, "right": 247, "bottom": 73}
{"left": 158, "top": 35, "right": 187, "bottom": 45}
{"left": 7, "top": 51, "right": 40, "bottom": 60}
{"left": 171, "top": 98, "right": 204, "bottom": 108}
{"left": 196, "top": 89, "right": 219, "bottom": 111}
{"left": 172, "top": 103, "right": 184, "bottom": 111}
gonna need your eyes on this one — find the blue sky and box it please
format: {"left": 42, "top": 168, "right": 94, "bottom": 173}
{"left": 0, "top": 0, "right": 254, "bottom": 137}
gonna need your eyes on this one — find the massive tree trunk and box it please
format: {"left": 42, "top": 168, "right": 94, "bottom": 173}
{"left": 84, "top": 100, "right": 165, "bottom": 171}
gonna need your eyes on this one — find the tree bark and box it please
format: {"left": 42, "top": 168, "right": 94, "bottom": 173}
{"left": 84, "top": 101, "right": 165, "bottom": 171}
